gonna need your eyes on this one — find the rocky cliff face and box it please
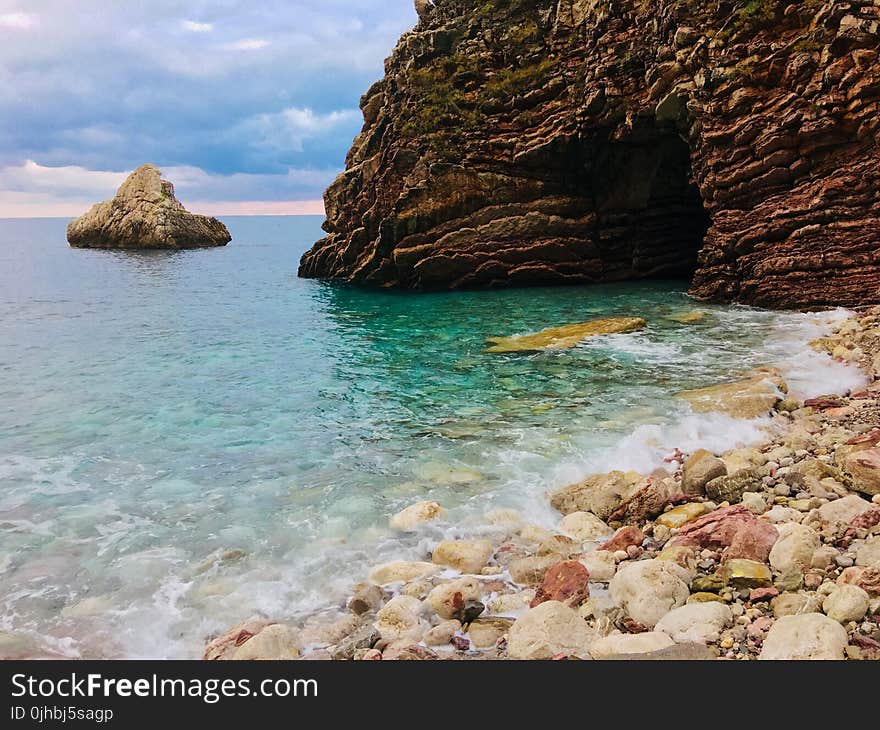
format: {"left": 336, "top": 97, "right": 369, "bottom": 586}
{"left": 68, "top": 165, "right": 231, "bottom": 249}
{"left": 299, "top": 0, "right": 880, "bottom": 308}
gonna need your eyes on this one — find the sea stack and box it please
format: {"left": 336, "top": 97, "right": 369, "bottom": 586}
{"left": 299, "top": 0, "right": 880, "bottom": 308}
{"left": 67, "top": 164, "right": 231, "bottom": 249}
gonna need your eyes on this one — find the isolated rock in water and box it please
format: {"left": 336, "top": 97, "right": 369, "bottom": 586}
{"left": 485, "top": 317, "right": 646, "bottom": 353}
{"left": 759, "top": 613, "right": 848, "bottom": 660}
{"left": 67, "top": 164, "right": 231, "bottom": 249}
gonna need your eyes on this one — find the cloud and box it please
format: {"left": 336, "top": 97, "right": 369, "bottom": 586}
{"left": 182, "top": 20, "right": 213, "bottom": 33}
{"left": 0, "top": 160, "right": 332, "bottom": 217}
{"left": 0, "top": 1, "right": 418, "bottom": 213}
{"left": 0, "top": 11, "right": 37, "bottom": 29}
{"left": 224, "top": 38, "right": 269, "bottom": 51}
{"left": 240, "top": 107, "right": 361, "bottom": 153}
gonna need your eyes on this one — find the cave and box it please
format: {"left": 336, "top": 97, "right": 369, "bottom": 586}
{"left": 560, "top": 125, "right": 711, "bottom": 285}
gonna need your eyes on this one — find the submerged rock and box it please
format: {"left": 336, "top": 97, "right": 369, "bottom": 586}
{"left": 484, "top": 317, "right": 646, "bottom": 353}
{"left": 368, "top": 560, "right": 441, "bottom": 585}
{"left": 67, "top": 164, "right": 231, "bottom": 249}
{"left": 676, "top": 370, "right": 786, "bottom": 419}
{"left": 390, "top": 501, "right": 443, "bottom": 531}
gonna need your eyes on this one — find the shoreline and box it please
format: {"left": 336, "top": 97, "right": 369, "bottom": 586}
{"left": 205, "top": 307, "right": 880, "bottom": 661}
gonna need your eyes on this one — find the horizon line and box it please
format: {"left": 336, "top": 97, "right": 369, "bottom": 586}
{"left": 0, "top": 212, "right": 327, "bottom": 221}
{"left": 0, "top": 199, "right": 327, "bottom": 219}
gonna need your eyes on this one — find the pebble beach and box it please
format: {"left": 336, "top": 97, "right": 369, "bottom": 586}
{"left": 204, "top": 306, "right": 880, "bottom": 661}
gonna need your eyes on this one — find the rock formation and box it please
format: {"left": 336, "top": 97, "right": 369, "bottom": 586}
{"left": 299, "top": 0, "right": 880, "bottom": 308}
{"left": 67, "top": 164, "right": 231, "bottom": 249}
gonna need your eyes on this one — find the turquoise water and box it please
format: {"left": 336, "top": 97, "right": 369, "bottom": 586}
{"left": 0, "top": 216, "right": 865, "bottom": 658}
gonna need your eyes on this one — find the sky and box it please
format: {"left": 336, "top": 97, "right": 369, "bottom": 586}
{"left": 0, "top": 0, "right": 417, "bottom": 217}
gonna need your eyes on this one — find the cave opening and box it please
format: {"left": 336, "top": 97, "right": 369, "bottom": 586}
{"left": 562, "top": 126, "right": 711, "bottom": 285}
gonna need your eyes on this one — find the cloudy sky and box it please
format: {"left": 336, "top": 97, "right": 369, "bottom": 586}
{"left": 0, "top": 0, "right": 416, "bottom": 217}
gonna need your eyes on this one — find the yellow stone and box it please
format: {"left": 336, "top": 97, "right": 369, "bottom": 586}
{"left": 687, "top": 592, "right": 728, "bottom": 604}
{"left": 675, "top": 368, "right": 788, "bottom": 419}
{"left": 485, "top": 317, "right": 647, "bottom": 353}
{"left": 788, "top": 499, "right": 816, "bottom": 512}
{"left": 720, "top": 559, "right": 772, "bottom": 588}
{"left": 656, "top": 502, "right": 709, "bottom": 529}
{"left": 669, "top": 311, "right": 706, "bottom": 324}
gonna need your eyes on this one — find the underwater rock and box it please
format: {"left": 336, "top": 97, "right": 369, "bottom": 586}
{"left": 676, "top": 369, "right": 787, "bottom": 419}
{"left": 485, "top": 317, "right": 646, "bottom": 353}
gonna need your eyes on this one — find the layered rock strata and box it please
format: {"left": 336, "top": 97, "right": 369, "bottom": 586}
{"left": 300, "top": 0, "right": 880, "bottom": 308}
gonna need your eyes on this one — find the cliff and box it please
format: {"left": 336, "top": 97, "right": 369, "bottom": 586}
{"left": 298, "top": 0, "right": 880, "bottom": 308}
{"left": 68, "top": 164, "right": 231, "bottom": 250}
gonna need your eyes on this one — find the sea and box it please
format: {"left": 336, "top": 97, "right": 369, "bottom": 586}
{"left": 0, "top": 215, "right": 866, "bottom": 658}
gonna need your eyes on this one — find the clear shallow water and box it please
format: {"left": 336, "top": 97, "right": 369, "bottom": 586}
{"left": 0, "top": 216, "right": 866, "bottom": 658}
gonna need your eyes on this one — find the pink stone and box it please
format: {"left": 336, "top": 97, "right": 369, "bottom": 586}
{"left": 747, "top": 616, "right": 773, "bottom": 638}
{"left": 599, "top": 526, "right": 646, "bottom": 553}
{"left": 804, "top": 396, "right": 845, "bottom": 409}
{"left": 749, "top": 587, "right": 779, "bottom": 603}
{"left": 671, "top": 505, "right": 778, "bottom": 562}
{"left": 857, "top": 567, "right": 880, "bottom": 596}
{"left": 845, "top": 429, "right": 880, "bottom": 445}
{"left": 530, "top": 560, "right": 590, "bottom": 608}
{"left": 851, "top": 507, "right": 880, "bottom": 530}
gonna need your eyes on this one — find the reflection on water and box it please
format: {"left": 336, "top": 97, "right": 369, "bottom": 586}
{"left": 0, "top": 216, "right": 865, "bottom": 658}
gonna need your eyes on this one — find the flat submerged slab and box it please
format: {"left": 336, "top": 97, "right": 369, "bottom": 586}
{"left": 485, "top": 317, "right": 646, "bottom": 353}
